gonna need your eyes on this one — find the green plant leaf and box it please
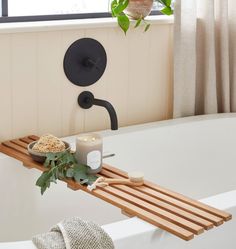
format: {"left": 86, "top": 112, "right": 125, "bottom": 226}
{"left": 113, "top": 0, "right": 129, "bottom": 16}
{"left": 36, "top": 171, "right": 52, "bottom": 187}
{"left": 73, "top": 164, "right": 89, "bottom": 182}
{"left": 41, "top": 185, "right": 47, "bottom": 195}
{"left": 166, "top": 0, "right": 172, "bottom": 6}
{"left": 80, "top": 179, "right": 89, "bottom": 185}
{"left": 158, "top": 0, "right": 171, "bottom": 7}
{"left": 134, "top": 18, "right": 142, "bottom": 28}
{"left": 66, "top": 168, "right": 74, "bottom": 178}
{"left": 118, "top": 14, "right": 130, "bottom": 34}
{"left": 161, "top": 6, "right": 173, "bottom": 15}
{"left": 36, "top": 151, "right": 99, "bottom": 194}
{"left": 111, "top": 0, "right": 118, "bottom": 16}
{"left": 87, "top": 175, "right": 98, "bottom": 185}
{"left": 50, "top": 173, "right": 57, "bottom": 184}
{"left": 144, "top": 23, "right": 151, "bottom": 32}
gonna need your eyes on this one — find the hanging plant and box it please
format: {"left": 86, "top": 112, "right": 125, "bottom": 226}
{"left": 111, "top": 0, "right": 173, "bottom": 34}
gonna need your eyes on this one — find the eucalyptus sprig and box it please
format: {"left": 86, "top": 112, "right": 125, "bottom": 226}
{"left": 36, "top": 151, "right": 97, "bottom": 195}
{"left": 111, "top": 0, "right": 174, "bottom": 34}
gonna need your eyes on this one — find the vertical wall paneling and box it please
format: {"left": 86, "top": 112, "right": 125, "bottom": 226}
{"left": 167, "top": 25, "right": 174, "bottom": 119}
{"left": 11, "top": 32, "right": 38, "bottom": 138}
{"left": 0, "top": 34, "right": 12, "bottom": 141}
{"left": 60, "top": 29, "right": 86, "bottom": 137}
{"left": 146, "top": 24, "right": 172, "bottom": 122}
{"left": 36, "top": 31, "right": 62, "bottom": 137}
{"left": 126, "top": 27, "right": 150, "bottom": 125}
{"left": 0, "top": 23, "right": 173, "bottom": 142}
{"left": 107, "top": 27, "right": 129, "bottom": 127}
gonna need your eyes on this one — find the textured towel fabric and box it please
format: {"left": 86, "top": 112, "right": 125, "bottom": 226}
{"left": 32, "top": 217, "right": 114, "bottom": 249}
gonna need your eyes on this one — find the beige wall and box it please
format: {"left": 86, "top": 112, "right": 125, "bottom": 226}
{"left": 0, "top": 22, "right": 173, "bottom": 142}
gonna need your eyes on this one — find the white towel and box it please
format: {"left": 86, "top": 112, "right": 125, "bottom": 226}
{"left": 32, "top": 217, "right": 114, "bottom": 249}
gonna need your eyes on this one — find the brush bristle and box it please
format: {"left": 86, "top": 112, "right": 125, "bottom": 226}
{"left": 128, "top": 171, "right": 144, "bottom": 183}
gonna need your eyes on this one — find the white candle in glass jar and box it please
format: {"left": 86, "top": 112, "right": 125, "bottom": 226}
{"left": 75, "top": 133, "right": 103, "bottom": 174}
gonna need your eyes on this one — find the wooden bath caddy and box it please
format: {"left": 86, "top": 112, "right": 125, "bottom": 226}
{"left": 0, "top": 135, "right": 232, "bottom": 241}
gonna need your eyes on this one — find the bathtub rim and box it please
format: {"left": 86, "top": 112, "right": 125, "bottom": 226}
{"left": 100, "top": 113, "right": 236, "bottom": 137}
{"left": 1, "top": 189, "right": 235, "bottom": 248}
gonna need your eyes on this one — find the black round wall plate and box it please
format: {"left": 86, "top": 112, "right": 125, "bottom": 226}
{"left": 63, "top": 38, "right": 107, "bottom": 87}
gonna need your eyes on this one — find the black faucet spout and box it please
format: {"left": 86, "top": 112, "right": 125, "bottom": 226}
{"left": 93, "top": 98, "right": 118, "bottom": 130}
{"left": 78, "top": 91, "right": 118, "bottom": 130}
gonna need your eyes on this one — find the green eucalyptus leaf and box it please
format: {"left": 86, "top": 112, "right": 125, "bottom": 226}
{"left": 58, "top": 171, "right": 65, "bottom": 179}
{"left": 36, "top": 150, "right": 98, "bottom": 194}
{"left": 74, "top": 173, "right": 88, "bottom": 182}
{"left": 66, "top": 168, "right": 74, "bottom": 178}
{"left": 44, "top": 158, "right": 51, "bottom": 168}
{"left": 41, "top": 185, "right": 47, "bottom": 195}
{"left": 87, "top": 175, "right": 98, "bottom": 185}
{"left": 50, "top": 160, "right": 56, "bottom": 168}
{"left": 36, "top": 171, "right": 52, "bottom": 187}
{"left": 118, "top": 14, "right": 130, "bottom": 34}
{"left": 80, "top": 179, "right": 89, "bottom": 185}
{"left": 74, "top": 164, "right": 88, "bottom": 173}
{"left": 73, "top": 164, "right": 89, "bottom": 181}
{"left": 50, "top": 174, "right": 57, "bottom": 184}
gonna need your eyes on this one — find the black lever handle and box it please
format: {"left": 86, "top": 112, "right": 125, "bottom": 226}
{"left": 82, "top": 57, "right": 101, "bottom": 71}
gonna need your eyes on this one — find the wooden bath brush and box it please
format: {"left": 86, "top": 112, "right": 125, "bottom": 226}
{"left": 87, "top": 171, "right": 144, "bottom": 191}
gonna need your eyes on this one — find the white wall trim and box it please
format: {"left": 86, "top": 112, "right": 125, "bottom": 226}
{"left": 0, "top": 15, "right": 174, "bottom": 34}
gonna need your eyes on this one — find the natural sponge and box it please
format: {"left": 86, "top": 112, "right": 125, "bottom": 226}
{"left": 32, "top": 134, "right": 65, "bottom": 153}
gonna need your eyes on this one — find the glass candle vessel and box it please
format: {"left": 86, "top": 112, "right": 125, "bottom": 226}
{"left": 75, "top": 133, "right": 103, "bottom": 174}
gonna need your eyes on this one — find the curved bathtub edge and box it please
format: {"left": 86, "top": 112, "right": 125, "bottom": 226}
{"left": 1, "top": 190, "right": 235, "bottom": 249}
{"left": 0, "top": 240, "right": 36, "bottom": 249}
{"left": 61, "top": 113, "right": 236, "bottom": 144}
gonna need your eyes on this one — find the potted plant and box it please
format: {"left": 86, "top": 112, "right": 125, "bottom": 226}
{"left": 111, "top": 0, "right": 173, "bottom": 33}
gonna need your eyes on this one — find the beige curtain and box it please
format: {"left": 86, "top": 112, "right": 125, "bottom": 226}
{"left": 174, "top": 0, "right": 236, "bottom": 118}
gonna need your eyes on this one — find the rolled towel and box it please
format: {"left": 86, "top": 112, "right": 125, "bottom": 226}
{"left": 32, "top": 217, "right": 114, "bottom": 249}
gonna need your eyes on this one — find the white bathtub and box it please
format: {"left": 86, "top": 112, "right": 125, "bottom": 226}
{"left": 0, "top": 114, "right": 236, "bottom": 248}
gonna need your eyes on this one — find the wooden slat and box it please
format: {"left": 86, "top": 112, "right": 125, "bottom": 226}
{"left": 28, "top": 135, "right": 39, "bottom": 141}
{"left": 100, "top": 170, "right": 214, "bottom": 230}
{"left": 2, "top": 141, "right": 29, "bottom": 156}
{"left": 64, "top": 179, "right": 195, "bottom": 241}
{"left": 101, "top": 169, "right": 223, "bottom": 226}
{"left": 99, "top": 185, "right": 204, "bottom": 235}
{"left": 11, "top": 139, "right": 28, "bottom": 149}
{"left": 145, "top": 181, "right": 232, "bottom": 222}
{"left": 19, "top": 137, "right": 34, "bottom": 144}
{"left": 103, "top": 164, "right": 232, "bottom": 222}
{"left": 139, "top": 187, "right": 224, "bottom": 226}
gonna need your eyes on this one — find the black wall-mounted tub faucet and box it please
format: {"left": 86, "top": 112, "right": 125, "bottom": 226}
{"left": 78, "top": 91, "right": 118, "bottom": 131}
{"left": 63, "top": 38, "right": 118, "bottom": 130}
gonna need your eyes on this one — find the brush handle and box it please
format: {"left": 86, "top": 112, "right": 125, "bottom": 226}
{"left": 104, "top": 178, "right": 143, "bottom": 186}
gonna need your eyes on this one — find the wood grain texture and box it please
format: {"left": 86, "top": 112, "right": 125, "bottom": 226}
{"left": 102, "top": 164, "right": 232, "bottom": 222}
{"left": 0, "top": 135, "right": 232, "bottom": 241}
{"left": 100, "top": 169, "right": 214, "bottom": 230}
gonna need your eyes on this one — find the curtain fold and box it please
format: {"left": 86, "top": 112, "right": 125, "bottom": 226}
{"left": 174, "top": 0, "right": 236, "bottom": 118}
